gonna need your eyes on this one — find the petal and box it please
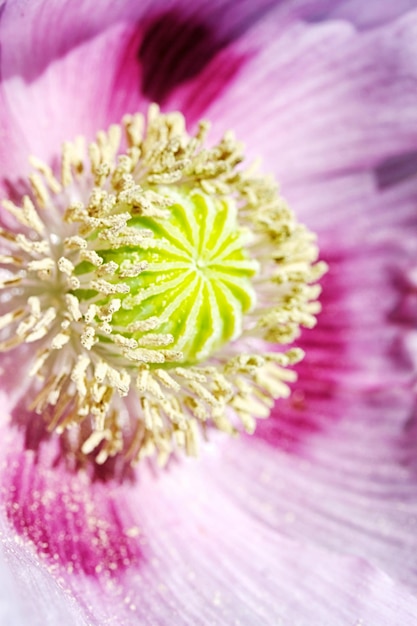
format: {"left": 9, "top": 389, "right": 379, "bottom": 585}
{"left": 328, "top": 0, "right": 417, "bottom": 29}
{"left": 0, "top": 21, "right": 144, "bottom": 191}
{"left": 1, "top": 2, "right": 416, "bottom": 624}
{"left": 132, "top": 0, "right": 284, "bottom": 105}
{"left": 0, "top": 547, "right": 40, "bottom": 625}
{"left": 282, "top": 0, "right": 417, "bottom": 29}
{"left": 2, "top": 429, "right": 417, "bottom": 625}
{"left": 291, "top": 167, "right": 417, "bottom": 367}
{"left": 0, "top": 0, "right": 147, "bottom": 82}
{"left": 167, "top": 8, "right": 417, "bottom": 184}
{"left": 289, "top": 160, "right": 417, "bottom": 387}
{"left": 213, "top": 383, "right": 417, "bottom": 591}
{"left": 207, "top": 170, "right": 417, "bottom": 588}
{"left": 0, "top": 539, "right": 89, "bottom": 625}
{"left": 0, "top": 0, "right": 279, "bottom": 194}
{"left": 0, "top": 0, "right": 277, "bottom": 84}
{"left": 0, "top": 422, "right": 144, "bottom": 579}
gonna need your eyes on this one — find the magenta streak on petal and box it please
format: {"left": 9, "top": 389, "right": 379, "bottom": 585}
{"left": 1, "top": 438, "right": 144, "bottom": 578}
{"left": 392, "top": 273, "right": 417, "bottom": 328}
{"left": 388, "top": 260, "right": 417, "bottom": 381}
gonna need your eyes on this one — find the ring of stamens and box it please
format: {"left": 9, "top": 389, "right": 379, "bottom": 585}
{"left": 0, "top": 104, "right": 326, "bottom": 465}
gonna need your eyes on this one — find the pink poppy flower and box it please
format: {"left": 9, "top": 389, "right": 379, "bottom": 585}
{"left": 1, "top": 1, "right": 417, "bottom": 624}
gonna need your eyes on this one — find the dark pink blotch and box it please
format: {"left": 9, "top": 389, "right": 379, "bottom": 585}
{"left": 138, "top": 8, "right": 252, "bottom": 120}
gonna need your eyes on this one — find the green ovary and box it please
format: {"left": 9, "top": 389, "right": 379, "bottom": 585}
{"left": 99, "top": 189, "right": 258, "bottom": 364}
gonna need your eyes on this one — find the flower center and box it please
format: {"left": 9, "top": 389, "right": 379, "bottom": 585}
{"left": 91, "top": 188, "right": 257, "bottom": 364}
{"left": 0, "top": 105, "right": 326, "bottom": 465}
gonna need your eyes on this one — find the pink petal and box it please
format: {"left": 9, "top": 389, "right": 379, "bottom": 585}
{"left": 280, "top": 0, "right": 417, "bottom": 28}
{"left": 0, "top": 549, "right": 39, "bottom": 625}
{"left": 167, "top": 8, "right": 417, "bottom": 185}
{"left": 213, "top": 383, "right": 417, "bottom": 590}
{"left": 1, "top": 429, "right": 417, "bottom": 625}
{"left": 329, "top": 0, "right": 417, "bottom": 28}
{"left": 0, "top": 0, "right": 278, "bottom": 85}
{"left": 0, "top": 541, "right": 88, "bottom": 625}
{"left": 0, "top": 0, "right": 279, "bottom": 194}
{"left": 0, "top": 20, "right": 144, "bottom": 191}
{"left": 1, "top": 2, "right": 417, "bottom": 624}
{"left": 210, "top": 168, "right": 417, "bottom": 590}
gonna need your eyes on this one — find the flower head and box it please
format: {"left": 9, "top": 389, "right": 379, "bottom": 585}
{"left": 1, "top": 1, "right": 417, "bottom": 625}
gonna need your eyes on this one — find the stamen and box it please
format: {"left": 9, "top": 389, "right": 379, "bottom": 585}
{"left": 0, "top": 105, "right": 326, "bottom": 465}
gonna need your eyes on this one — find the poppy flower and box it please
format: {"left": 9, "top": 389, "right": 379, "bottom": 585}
{"left": 0, "top": 1, "right": 417, "bottom": 624}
